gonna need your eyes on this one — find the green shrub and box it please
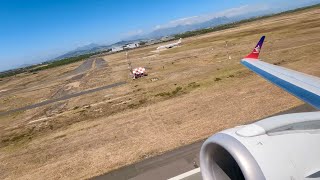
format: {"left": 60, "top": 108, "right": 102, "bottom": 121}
{"left": 155, "top": 92, "right": 171, "bottom": 97}
{"left": 172, "top": 86, "right": 182, "bottom": 95}
{"left": 188, "top": 82, "right": 200, "bottom": 88}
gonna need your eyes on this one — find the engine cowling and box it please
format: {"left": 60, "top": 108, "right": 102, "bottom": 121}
{"left": 200, "top": 112, "right": 320, "bottom": 180}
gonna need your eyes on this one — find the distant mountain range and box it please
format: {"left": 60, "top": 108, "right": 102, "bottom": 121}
{"left": 52, "top": 2, "right": 320, "bottom": 61}
{"left": 149, "top": 16, "right": 231, "bottom": 38}
{"left": 53, "top": 39, "right": 146, "bottom": 60}
{"left": 53, "top": 16, "right": 237, "bottom": 60}
{"left": 52, "top": 43, "right": 111, "bottom": 60}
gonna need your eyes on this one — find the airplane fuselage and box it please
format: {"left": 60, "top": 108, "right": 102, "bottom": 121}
{"left": 157, "top": 38, "right": 182, "bottom": 50}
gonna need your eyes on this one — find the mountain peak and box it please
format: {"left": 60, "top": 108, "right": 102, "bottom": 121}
{"left": 74, "top": 43, "right": 100, "bottom": 51}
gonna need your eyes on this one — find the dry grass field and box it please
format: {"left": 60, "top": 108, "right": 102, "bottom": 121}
{"left": 0, "top": 7, "right": 319, "bottom": 179}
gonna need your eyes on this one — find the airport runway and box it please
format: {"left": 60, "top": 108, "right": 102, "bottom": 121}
{"left": 93, "top": 104, "right": 317, "bottom": 180}
{"left": 0, "top": 81, "right": 126, "bottom": 116}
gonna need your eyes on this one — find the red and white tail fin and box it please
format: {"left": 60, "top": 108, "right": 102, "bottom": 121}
{"left": 245, "top": 36, "right": 265, "bottom": 59}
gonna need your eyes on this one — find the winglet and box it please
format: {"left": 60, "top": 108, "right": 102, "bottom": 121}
{"left": 245, "top": 36, "right": 265, "bottom": 59}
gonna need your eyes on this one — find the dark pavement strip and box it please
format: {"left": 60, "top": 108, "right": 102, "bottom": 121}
{"left": 0, "top": 81, "right": 126, "bottom": 116}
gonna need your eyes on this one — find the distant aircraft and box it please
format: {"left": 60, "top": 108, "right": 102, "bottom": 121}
{"left": 200, "top": 36, "right": 320, "bottom": 180}
{"left": 156, "top": 38, "right": 182, "bottom": 50}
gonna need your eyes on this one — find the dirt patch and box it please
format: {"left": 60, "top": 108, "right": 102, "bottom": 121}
{"left": 66, "top": 82, "right": 80, "bottom": 89}
{"left": 45, "top": 102, "right": 68, "bottom": 116}
{"left": 69, "top": 74, "right": 85, "bottom": 81}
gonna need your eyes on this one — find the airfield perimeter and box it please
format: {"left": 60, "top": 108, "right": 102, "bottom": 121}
{"left": 0, "top": 7, "right": 319, "bottom": 179}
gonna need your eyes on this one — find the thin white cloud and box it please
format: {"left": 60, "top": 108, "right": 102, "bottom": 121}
{"left": 125, "top": 1, "right": 315, "bottom": 37}
{"left": 214, "top": 4, "right": 269, "bottom": 17}
{"left": 154, "top": 4, "right": 270, "bottom": 30}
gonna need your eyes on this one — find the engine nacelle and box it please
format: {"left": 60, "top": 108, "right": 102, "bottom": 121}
{"left": 200, "top": 112, "right": 320, "bottom": 180}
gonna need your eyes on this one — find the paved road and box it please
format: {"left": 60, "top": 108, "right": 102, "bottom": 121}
{"left": 0, "top": 81, "right": 126, "bottom": 116}
{"left": 92, "top": 104, "right": 317, "bottom": 180}
{"left": 95, "top": 58, "right": 108, "bottom": 69}
{"left": 68, "top": 58, "right": 95, "bottom": 76}
{"left": 94, "top": 140, "right": 203, "bottom": 180}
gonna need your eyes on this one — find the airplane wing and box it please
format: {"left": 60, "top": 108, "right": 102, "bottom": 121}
{"left": 199, "top": 36, "right": 320, "bottom": 180}
{"left": 241, "top": 36, "right": 320, "bottom": 109}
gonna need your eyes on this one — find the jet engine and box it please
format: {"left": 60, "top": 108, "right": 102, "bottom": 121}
{"left": 200, "top": 112, "right": 320, "bottom": 180}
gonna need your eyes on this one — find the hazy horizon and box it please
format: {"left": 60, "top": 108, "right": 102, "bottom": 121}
{"left": 0, "top": 0, "right": 319, "bottom": 72}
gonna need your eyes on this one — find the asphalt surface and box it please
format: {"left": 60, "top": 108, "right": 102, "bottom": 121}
{"left": 0, "top": 81, "right": 126, "bottom": 116}
{"left": 69, "top": 58, "right": 95, "bottom": 76}
{"left": 95, "top": 58, "right": 108, "bottom": 69}
{"left": 92, "top": 104, "right": 317, "bottom": 180}
{"left": 94, "top": 140, "right": 204, "bottom": 180}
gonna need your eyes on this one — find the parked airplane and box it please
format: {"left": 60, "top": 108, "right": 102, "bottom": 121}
{"left": 200, "top": 36, "right": 320, "bottom": 180}
{"left": 156, "top": 38, "right": 182, "bottom": 50}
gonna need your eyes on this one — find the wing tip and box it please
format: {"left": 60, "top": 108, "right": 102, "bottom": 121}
{"left": 245, "top": 36, "right": 265, "bottom": 59}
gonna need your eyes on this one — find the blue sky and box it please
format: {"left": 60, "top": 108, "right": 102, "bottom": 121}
{"left": 0, "top": 0, "right": 319, "bottom": 71}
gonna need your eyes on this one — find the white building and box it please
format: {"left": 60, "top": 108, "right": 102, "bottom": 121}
{"left": 112, "top": 46, "right": 124, "bottom": 52}
{"left": 125, "top": 43, "right": 140, "bottom": 49}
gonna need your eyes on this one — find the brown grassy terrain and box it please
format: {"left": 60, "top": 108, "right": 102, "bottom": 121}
{"left": 0, "top": 7, "right": 319, "bottom": 179}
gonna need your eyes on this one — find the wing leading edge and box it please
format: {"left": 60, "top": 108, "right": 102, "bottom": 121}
{"left": 241, "top": 36, "right": 320, "bottom": 109}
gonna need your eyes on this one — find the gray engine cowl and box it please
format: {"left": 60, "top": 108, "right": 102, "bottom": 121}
{"left": 200, "top": 133, "right": 265, "bottom": 180}
{"left": 200, "top": 112, "right": 320, "bottom": 180}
